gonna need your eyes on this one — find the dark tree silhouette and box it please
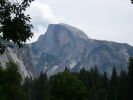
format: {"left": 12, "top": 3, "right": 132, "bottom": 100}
{"left": 108, "top": 67, "right": 118, "bottom": 100}
{"left": 0, "top": 0, "right": 34, "bottom": 53}
{"left": 49, "top": 71, "right": 87, "bottom": 100}
{"left": 0, "top": 61, "right": 27, "bottom": 100}
{"left": 128, "top": 57, "right": 133, "bottom": 100}
{"left": 22, "top": 64, "right": 131, "bottom": 100}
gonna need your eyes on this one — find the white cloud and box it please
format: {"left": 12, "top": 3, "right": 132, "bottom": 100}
{"left": 24, "top": 0, "right": 133, "bottom": 46}
{"left": 26, "top": 1, "right": 64, "bottom": 43}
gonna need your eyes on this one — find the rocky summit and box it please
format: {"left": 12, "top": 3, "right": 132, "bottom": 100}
{"left": 31, "top": 23, "right": 133, "bottom": 76}
{"left": 1, "top": 23, "right": 133, "bottom": 77}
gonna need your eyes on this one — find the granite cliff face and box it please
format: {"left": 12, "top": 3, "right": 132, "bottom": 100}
{"left": 0, "top": 42, "right": 35, "bottom": 79}
{"left": 1, "top": 23, "right": 133, "bottom": 77}
{"left": 31, "top": 23, "right": 133, "bottom": 76}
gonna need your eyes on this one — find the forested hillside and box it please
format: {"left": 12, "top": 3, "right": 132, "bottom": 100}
{"left": 1, "top": 58, "right": 133, "bottom": 100}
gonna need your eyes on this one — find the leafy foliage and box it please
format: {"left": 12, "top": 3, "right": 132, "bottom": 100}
{"left": 49, "top": 71, "right": 87, "bottom": 100}
{"left": 0, "top": 0, "right": 34, "bottom": 53}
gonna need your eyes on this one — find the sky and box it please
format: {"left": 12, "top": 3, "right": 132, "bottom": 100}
{"left": 25, "top": 0, "right": 133, "bottom": 46}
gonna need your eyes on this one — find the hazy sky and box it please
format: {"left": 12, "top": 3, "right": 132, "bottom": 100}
{"left": 26, "top": 0, "right": 133, "bottom": 46}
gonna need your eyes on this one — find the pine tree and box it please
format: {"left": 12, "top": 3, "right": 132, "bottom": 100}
{"left": 34, "top": 72, "right": 48, "bottom": 100}
{"left": 2, "top": 61, "right": 27, "bottom": 100}
{"left": 128, "top": 57, "right": 133, "bottom": 100}
{"left": 108, "top": 67, "right": 118, "bottom": 100}
{"left": 102, "top": 72, "right": 109, "bottom": 90}
{"left": 23, "top": 77, "right": 33, "bottom": 100}
{"left": 118, "top": 70, "right": 128, "bottom": 100}
{"left": 78, "top": 67, "right": 88, "bottom": 86}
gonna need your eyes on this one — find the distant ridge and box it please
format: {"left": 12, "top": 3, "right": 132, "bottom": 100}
{"left": 31, "top": 23, "right": 133, "bottom": 76}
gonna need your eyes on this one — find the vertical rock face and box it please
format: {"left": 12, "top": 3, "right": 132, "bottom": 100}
{"left": 0, "top": 43, "right": 35, "bottom": 79}
{"left": 31, "top": 23, "right": 133, "bottom": 76}
{"left": 1, "top": 23, "right": 133, "bottom": 77}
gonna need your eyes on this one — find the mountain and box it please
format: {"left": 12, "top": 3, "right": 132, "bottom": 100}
{"left": 31, "top": 23, "right": 133, "bottom": 76}
{"left": 0, "top": 40, "right": 35, "bottom": 79}
{"left": 1, "top": 23, "right": 132, "bottom": 77}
